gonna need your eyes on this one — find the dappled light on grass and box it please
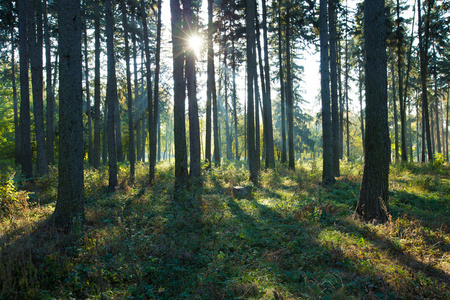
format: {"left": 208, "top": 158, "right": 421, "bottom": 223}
{"left": 0, "top": 161, "right": 449, "bottom": 298}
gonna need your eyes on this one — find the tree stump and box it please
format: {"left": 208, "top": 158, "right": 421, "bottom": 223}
{"left": 233, "top": 186, "right": 250, "bottom": 199}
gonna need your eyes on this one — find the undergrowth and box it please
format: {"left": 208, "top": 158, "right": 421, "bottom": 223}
{"left": 0, "top": 160, "right": 449, "bottom": 299}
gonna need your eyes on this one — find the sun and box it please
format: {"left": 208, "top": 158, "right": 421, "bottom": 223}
{"left": 187, "top": 34, "right": 203, "bottom": 54}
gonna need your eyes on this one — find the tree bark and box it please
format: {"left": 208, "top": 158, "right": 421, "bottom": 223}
{"left": 392, "top": 61, "right": 399, "bottom": 162}
{"left": 93, "top": 0, "right": 101, "bottom": 168}
{"left": 121, "top": 0, "right": 135, "bottom": 182}
{"left": 396, "top": 0, "right": 407, "bottom": 162}
{"left": 183, "top": 0, "right": 201, "bottom": 179}
{"left": 106, "top": 0, "right": 118, "bottom": 189}
{"left": 12, "top": 26, "right": 20, "bottom": 166}
{"left": 44, "top": 0, "right": 54, "bottom": 165}
{"left": 354, "top": 0, "right": 390, "bottom": 223}
{"left": 320, "top": 0, "right": 334, "bottom": 184}
{"left": 28, "top": 0, "right": 48, "bottom": 176}
{"left": 205, "top": 0, "right": 213, "bottom": 167}
{"left": 278, "top": 0, "right": 287, "bottom": 164}
{"left": 83, "top": 0, "right": 93, "bottom": 166}
{"left": 18, "top": 0, "right": 33, "bottom": 179}
{"left": 53, "top": 0, "right": 84, "bottom": 228}
{"left": 285, "top": 6, "right": 295, "bottom": 170}
{"left": 329, "top": 0, "right": 339, "bottom": 176}
{"left": 170, "top": 0, "right": 188, "bottom": 194}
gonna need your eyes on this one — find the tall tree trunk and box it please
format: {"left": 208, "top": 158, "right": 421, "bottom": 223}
{"left": 28, "top": 0, "right": 48, "bottom": 176}
{"left": 286, "top": 7, "right": 295, "bottom": 170}
{"left": 397, "top": 0, "right": 407, "bottom": 162}
{"left": 12, "top": 27, "right": 20, "bottom": 166}
{"left": 93, "top": 0, "right": 101, "bottom": 168}
{"left": 320, "top": 0, "right": 334, "bottom": 184}
{"left": 329, "top": 0, "right": 339, "bottom": 176}
{"left": 338, "top": 40, "right": 344, "bottom": 159}
{"left": 53, "top": 0, "right": 84, "bottom": 228}
{"left": 358, "top": 63, "right": 365, "bottom": 154}
{"left": 278, "top": 1, "right": 287, "bottom": 164}
{"left": 150, "top": 0, "right": 162, "bottom": 178}
{"left": 224, "top": 46, "right": 232, "bottom": 160}
{"left": 106, "top": 0, "right": 118, "bottom": 189}
{"left": 44, "top": 0, "right": 54, "bottom": 165}
{"left": 262, "top": 0, "right": 275, "bottom": 169}
{"left": 171, "top": 0, "right": 188, "bottom": 193}
{"left": 433, "top": 49, "right": 441, "bottom": 154}
{"left": 212, "top": 53, "right": 220, "bottom": 165}
{"left": 132, "top": 7, "right": 140, "bottom": 163}
{"left": 83, "top": 0, "right": 93, "bottom": 166}
{"left": 121, "top": 0, "right": 135, "bottom": 182}
{"left": 446, "top": 87, "right": 449, "bottom": 160}
{"left": 18, "top": 0, "right": 33, "bottom": 179}
{"left": 183, "top": 0, "right": 201, "bottom": 179}
{"left": 355, "top": 0, "right": 390, "bottom": 223}
{"left": 392, "top": 61, "right": 399, "bottom": 162}
{"left": 205, "top": 0, "right": 213, "bottom": 167}
{"left": 255, "top": 10, "right": 266, "bottom": 165}
{"left": 246, "top": 0, "right": 258, "bottom": 183}
{"left": 418, "top": 0, "right": 433, "bottom": 162}
{"left": 114, "top": 90, "right": 123, "bottom": 162}
{"left": 231, "top": 18, "right": 239, "bottom": 161}
{"left": 103, "top": 98, "right": 108, "bottom": 165}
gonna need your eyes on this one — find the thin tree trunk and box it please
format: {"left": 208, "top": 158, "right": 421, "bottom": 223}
{"left": 433, "top": 49, "right": 441, "bottom": 154}
{"left": 205, "top": 0, "right": 213, "bottom": 167}
{"left": 392, "top": 61, "right": 399, "bottom": 162}
{"left": 397, "top": 0, "right": 407, "bottom": 162}
{"left": 286, "top": 6, "right": 295, "bottom": 170}
{"left": 12, "top": 26, "right": 20, "bottom": 166}
{"left": 44, "top": 0, "right": 54, "bottom": 165}
{"left": 338, "top": 40, "right": 344, "bottom": 159}
{"left": 320, "top": 0, "right": 334, "bottom": 184}
{"left": 278, "top": 1, "right": 287, "bottom": 164}
{"left": 359, "top": 63, "right": 365, "bottom": 154}
{"left": 28, "top": 0, "right": 48, "bottom": 176}
{"left": 93, "top": 0, "right": 101, "bottom": 168}
{"left": 262, "top": 0, "right": 275, "bottom": 168}
{"left": 170, "top": 0, "right": 188, "bottom": 193}
{"left": 224, "top": 46, "right": 232, "bottom": 160}
{"left": 246, "top": 0, "right": 257, "bottom": 183}
{"left": 121, "top": 0, "right": 135, "bottom": 181}
{"left": 103, "top": 98, "right": 108, "bottom": 165}
{"left": 183, "top": 0, "right": 201, "bottom": 179}
{"left": 231, "top": 18, "right": 239, "bottom": 160}
{"left": 329, "top": 0, "right": 339, "bottom": 176}
{"left": 84, "top": 0, "right": 93, "bottom": 166}
{"left": 18, "top": 0, "right": 33, "bottom": 179}
{"left": 106, "top": 0, "right": 118, "bottom": 189}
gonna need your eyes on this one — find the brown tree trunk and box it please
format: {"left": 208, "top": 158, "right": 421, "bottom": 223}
{"left": 93, "top": 0, "right": 101, "bottom": 168}
{"left": 329, "top": 0, "right": 339, "bottom": 176}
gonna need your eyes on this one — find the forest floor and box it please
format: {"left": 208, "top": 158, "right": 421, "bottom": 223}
{"left": 0, "top": 159, "right": 449, "bottom": 299}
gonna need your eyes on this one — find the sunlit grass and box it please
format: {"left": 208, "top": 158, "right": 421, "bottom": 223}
{"left": 0, "top": 160, "right": 449, "bottom": 298}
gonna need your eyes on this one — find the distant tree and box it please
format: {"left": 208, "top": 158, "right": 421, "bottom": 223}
{"left": 354, "top": 0, "right": 390, "bottom": 223}
{"left": 52, "top": 0, "right": 84, "bottom": 228}
{"left": 105, "top": 0, "right": 118, "bottom": 189}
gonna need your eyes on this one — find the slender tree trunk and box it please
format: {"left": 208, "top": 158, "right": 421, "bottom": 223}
{"left": 329, "top": 0, "right": 339, "bottom": 176}
{"left": 205, "top": 0, "right": 213, "bottom": 167}
{"left": 106, "top": 0, "right": 118, "bottom": 189}
{"left": 397, "top": 0, "right": 407, "bottom": 162}
{"left": 418, "top": 0, "right": 433, "bottom": 162}
{"left": 12, "top": 27, "right": 20, "bottom": 166}
{"left": 83, "top": 0, "right": 93, "bottom": 166}
{"left": 18, "top": 0, "right": 33, "bottom": 179}
{"left": 285, "top": 7, "right": 295, "bottom": 170}
{"left": 446, "top": 87, "right": 449, "bottom": 160}
{"left": 338, "top": 40, "right": 344, "bottom": 159}
{"left": 392, "top": 61, "right": 399, "bottom": 162}
{"left": 183, "top": 0, "right": 201, "bottom": 179}
{"left": 53, "top": 0, "right": 84, "bottom": 228}
{"left": 103, "top": 99, "right": 108, "bottom": 165}
{"left": 171, "top": 0, "right": 188, "bottom": 193}
{"left": 246, "top": 0, "right": 258, "bottom": 183}
{"left": 262, "top": 0, "right": 275, "bottom": 169}
{"left": 231, "top": 19, "right": 239, "bottom": 160}
{"left": 359, "top": 63, "right": 365, "bottom": 154}
{"left": 355, "top": 0, "right": 390, "bottom": 223}
{"left": 224, "top": 47, "right": 232, "bottom": 160}
{"left": 213, "top": 55, "right": 220, "bottom": 165}
{"left": 121, "top": 0, "right": 135, "bottom": 182}
{"left": 320, "top": 0, "right": 334, "bottom": 184}
{"left": 255, "top": 10, "right": 266, "bottom": 165}
{"left": 44, "top": 0, "right": 54, "bottom": 165}
{"left": 433, "top": 50, "right": 441, "bottom": 154}
{"left": 93, "top": 0, "right": 101, "bottom": 168}
{"left": 132, "top": 8, "right": 140, "bottom": 163}
{"left": 28, "top": 0, "right": 48, "bottom": 176}
{"left": 278, "top": 2, "right": 287, "bottom": 164}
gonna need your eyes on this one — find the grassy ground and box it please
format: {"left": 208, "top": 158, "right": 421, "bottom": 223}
{"left": 0, "top": 160, "right": 449, "bottom": 299}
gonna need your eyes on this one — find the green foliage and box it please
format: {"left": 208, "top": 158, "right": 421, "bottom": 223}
{"left": 0, "top": 172, "right": 29, "bottom": 218}
{"left": 0, "top": 162, "right": 449, "bottom": 299}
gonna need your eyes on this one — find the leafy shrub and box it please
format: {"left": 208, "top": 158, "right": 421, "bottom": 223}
{"left": 0, "top": 173, "right": 29, "bottom": 217}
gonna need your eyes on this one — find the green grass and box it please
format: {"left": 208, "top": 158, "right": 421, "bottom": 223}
{"left": 0, "top": 160, "right": 449, "bottom": 299}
